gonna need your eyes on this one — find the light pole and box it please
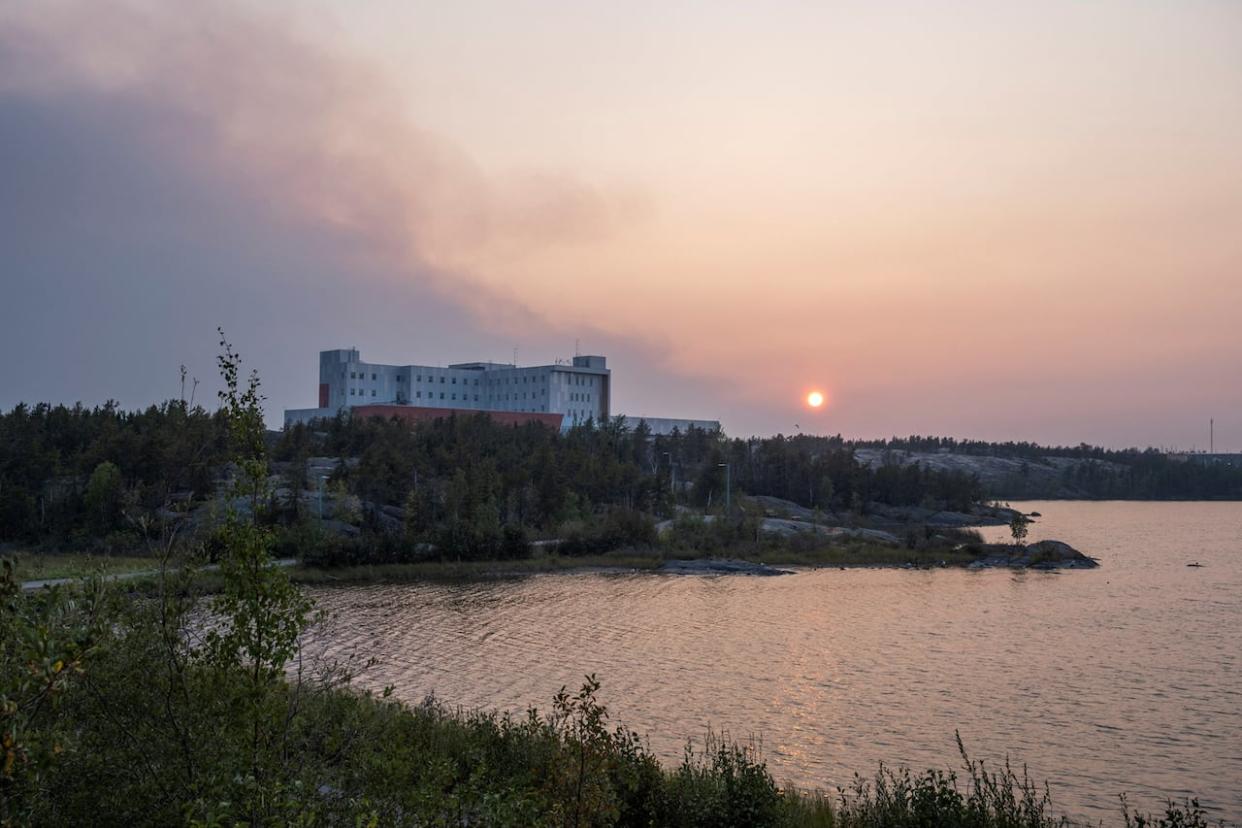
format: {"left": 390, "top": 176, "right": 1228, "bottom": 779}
{"left": 317, "top": 475, "right": 329, "bottom": 519}
{"left": 718, "top": 462, "right": 731, "bottom": 512}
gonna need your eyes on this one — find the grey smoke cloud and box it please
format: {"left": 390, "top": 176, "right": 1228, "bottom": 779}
{"left": 0, "top": 1, "right": 728, "bottom": 427}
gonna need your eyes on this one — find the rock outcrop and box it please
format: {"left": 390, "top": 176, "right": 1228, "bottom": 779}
{"left": 969, "top": 540, "right": 1099, "bottom": 570}
{"left": 852, "top": 448, "right": 1129, "bottom": 499}
{"left": 758, "top": 517, "right": 902, "bottom": 546}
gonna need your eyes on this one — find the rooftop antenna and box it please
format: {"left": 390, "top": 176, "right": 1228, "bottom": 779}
{"left": 575, "top": 338, "right": 581, "bottom": 357}
{"left": 512, "top": 346, "right": 518, "bottom": 367}
{"left": 1210, "top": 418, "right": 1214, "bottom": 454}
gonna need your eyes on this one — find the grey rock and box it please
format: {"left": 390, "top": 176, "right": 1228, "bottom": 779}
{"left": 971, "top": 539, "right": 1098, "bottom": 570}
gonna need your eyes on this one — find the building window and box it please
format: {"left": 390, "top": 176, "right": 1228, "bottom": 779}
{"left": 416, "top": 375, "right": 421, "bottom": 382}
{"left": 372, "top": 373, "right": 377, "bottom": 380}
{"left": 440, "top": 377, "right": 445, "bottom": 384}
{"left": 371, "top": 390, "right": 376, "bottom": 397}
{"left": 439, "top": 392, "right": 445, "bottom": 400}
{"left": 416, "top": 391, "right": 421, "bottom": 399}
{"left": 350, "top": 389, "right": 355, "bottom": 396}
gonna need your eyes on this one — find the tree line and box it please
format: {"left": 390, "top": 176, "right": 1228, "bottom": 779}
{"left": 5, "top": 400, "right": 1239, "bottom": 552}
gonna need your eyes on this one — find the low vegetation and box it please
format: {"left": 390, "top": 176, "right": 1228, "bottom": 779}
{"left": 3, "top": 561, "right": 1230, "bottom": 827}
{"left": 8, "top": 551, "right": 160, "bottom": 582}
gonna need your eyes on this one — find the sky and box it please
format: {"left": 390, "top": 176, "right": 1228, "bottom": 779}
{"left": 1, "top": 0, "right": 1240, "bottom": 448}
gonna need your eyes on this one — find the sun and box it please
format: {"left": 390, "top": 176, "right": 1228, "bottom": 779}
{"left": 807, "top": 391, "right": 825, "bottom": 408}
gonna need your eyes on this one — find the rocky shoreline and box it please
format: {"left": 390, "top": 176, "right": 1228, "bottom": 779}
{"left": 652, "top": 539, "right": 1098, "bottom": 578}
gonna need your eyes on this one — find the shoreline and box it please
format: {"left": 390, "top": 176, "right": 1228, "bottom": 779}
{"left": 286, "top": 541, "right": 1094, "bottom": 587}
{"left": 15, "top": 537, "right": 1097, "bottom": 591}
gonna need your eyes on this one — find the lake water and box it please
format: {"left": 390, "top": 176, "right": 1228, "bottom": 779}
{"left": 305, "top": 501, "right": 1241, "bottom": 823}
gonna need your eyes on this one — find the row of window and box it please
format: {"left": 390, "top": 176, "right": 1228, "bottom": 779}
{"left": 345, "top": 370, "right": 602, "bottom": 388}
{"left": 414, "top": 375, "right": 472, "bottom": 385}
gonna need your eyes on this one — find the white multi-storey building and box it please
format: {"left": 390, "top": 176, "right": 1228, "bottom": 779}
{"left": 284, "top": 349, "right": 611, "bottom": 428}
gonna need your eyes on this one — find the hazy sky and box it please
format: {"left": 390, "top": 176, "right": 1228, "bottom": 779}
{"left": 2, "top": 0, "right": 1240, "bottom": 447}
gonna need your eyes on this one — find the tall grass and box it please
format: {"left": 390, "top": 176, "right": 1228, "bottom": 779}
{"left": 779, "top": 733, "right": 1230, "bottom": 828}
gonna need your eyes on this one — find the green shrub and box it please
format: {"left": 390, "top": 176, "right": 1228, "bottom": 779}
{"left": 558, "top": 508, "right": 657, "bottom": 557}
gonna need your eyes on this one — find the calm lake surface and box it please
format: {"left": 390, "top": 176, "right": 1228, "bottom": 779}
{"left": 306, "top": 501, "right": 1241, "bottom": 823}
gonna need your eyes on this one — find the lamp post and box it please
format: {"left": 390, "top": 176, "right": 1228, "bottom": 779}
{"left": 317, "top": 475, "right": 329, "bottom": 519}
{"left": 718, "top": 462, "right": 731, "bottom": 512}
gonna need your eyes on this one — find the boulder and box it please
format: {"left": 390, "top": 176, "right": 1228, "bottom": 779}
{"left": 1023, "top": 540, "right": 1099, "bottom": 569}
{"left": 757, "top": 518, "right": 901, "bottom": 546}
{"left": 970, "top": 539, "right": 1098, "bottom": 570}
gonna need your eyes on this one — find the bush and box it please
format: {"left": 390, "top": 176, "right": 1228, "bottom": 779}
{"left": 663, "top": 512, "right": 759, "bottom": 554}
{"left": 558, "top": 508, "right": 657, "bottom": 556}
{"left": 665, "top": 733, "right": 786, "bottom": 827}
{"left": 501, "top": 524, "right": 532, "bottom": 560}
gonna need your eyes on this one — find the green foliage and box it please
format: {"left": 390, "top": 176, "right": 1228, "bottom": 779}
{"left": 83, "top": 461, "right": 124, "bottom": 533}
{"left": 1123, "top": 797, "right": 1223, "bottom": 828}
{"left": 557, "top": 508, "right": 657, "bottom": 557}
{"left": 0, "top": 560, "right": 108, "bottom": 825}
{"left": 5, "top": 397, "right": 1242, "bottom": 555}
{"left": 1009, "top": 512, "right": 1031, "bottom": 548}
{"left": 665, "top": 733, "right": 787, "bottom": 827}
{"left": 664, "top": 511, "right": 760, "bottom": 554}
{"left": 818, "top": 735, "right": 1233, "bottom": 828}
{"left": 202, "top": 520, "right": 312, "bottom": 683}
{"left": 0, "top": 399, "right": 227, "bottom": 545}
{"left": 197, "top": 330, "right": 315, "bottom": 822}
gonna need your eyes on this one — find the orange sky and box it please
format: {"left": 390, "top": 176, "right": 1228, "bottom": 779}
{"left": 2, "top": 1, "right": 1240, "bottom": 446}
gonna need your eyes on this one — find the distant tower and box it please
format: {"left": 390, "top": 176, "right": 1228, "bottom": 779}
{"left": 1210, "top": 418, "right": 1214, "bottom": 454}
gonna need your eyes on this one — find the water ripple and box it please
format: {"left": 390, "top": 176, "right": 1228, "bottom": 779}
{"left": 303, "top": 501, "right": 1242, "bottom": 825}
